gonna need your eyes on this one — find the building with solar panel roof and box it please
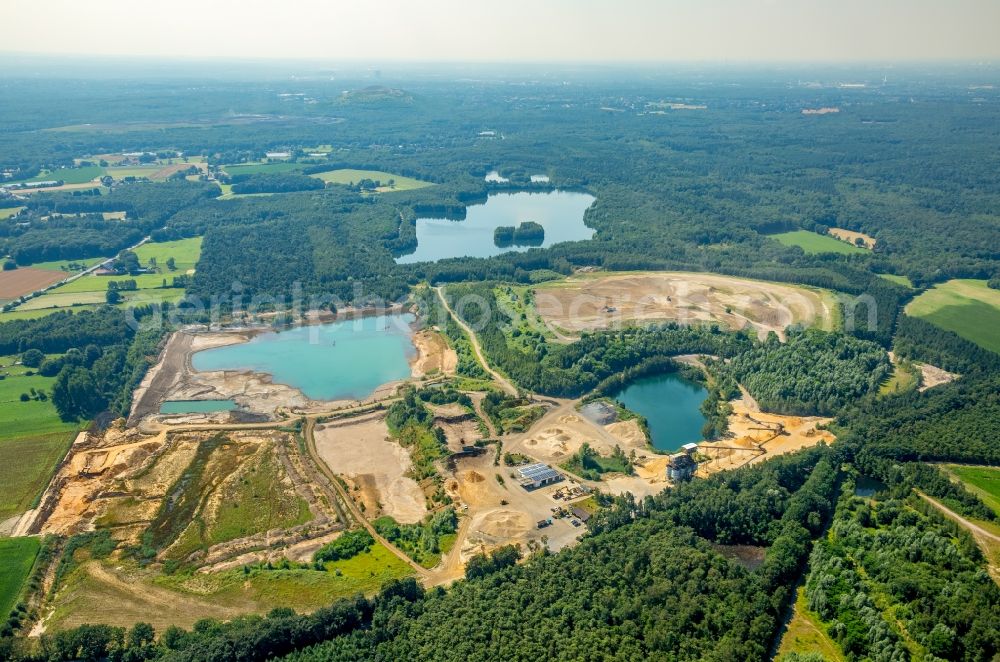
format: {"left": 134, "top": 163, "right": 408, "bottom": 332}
{"left": 517, "top": 463, "right": 563, "bottom": 490}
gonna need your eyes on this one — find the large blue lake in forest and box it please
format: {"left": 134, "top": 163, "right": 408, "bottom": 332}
{"left": 609, "top": 372, "right": 709, "bottom": 451}
{"left": 192, "top": 314, "right": 416, "bottom": 401}
{"left": 395, "top": 190, "right": 596, "bottom": 263}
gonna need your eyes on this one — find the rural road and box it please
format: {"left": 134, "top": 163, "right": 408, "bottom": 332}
{"left": 434, "top": 286, "right": 518, "bottom": 397}
{"left": 918, "top": 492, "right": 1000, "bottom": 543}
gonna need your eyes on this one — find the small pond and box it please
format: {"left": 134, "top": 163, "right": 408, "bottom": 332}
{"left": 854, "top": 475, "right": 887, "bottom": 498}
{"left": 192, "top": 313, "right": 416, "bottom": 401}
{"left": 609, "top": 372, "right": 708, "bottom": 452}
{"left": 160, "top": 399, "right": 237, "bottom": 414}
{"left": 395, "top": 190, "right": 596, "bottom": 263}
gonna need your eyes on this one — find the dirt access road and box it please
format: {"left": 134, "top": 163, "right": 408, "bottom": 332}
{"left": 918, "top": 491, "right": 1000, "bottom": 582}
{"left": 434, "top": 286, "right": 518, "bottom": 396}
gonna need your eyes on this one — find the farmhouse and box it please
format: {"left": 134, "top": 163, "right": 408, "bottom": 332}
{"left": 517, "top": 463, "right": 563, "bottom": 490}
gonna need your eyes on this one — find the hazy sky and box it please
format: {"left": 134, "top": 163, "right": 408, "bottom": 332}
{"left": 5, "top": 0, "right": 999, "bottom": 62}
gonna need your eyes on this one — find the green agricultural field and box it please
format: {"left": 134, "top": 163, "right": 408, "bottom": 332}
{"left": 877, "top": 273, "right": 914, "bottom": 288}
{"left": 0, "top": 433, "right": 75, "bottom": 519}
{"left": 20, "top": 165, "right": 105, "bottom": 185}
{"left": 905, "top": 279, "right": 1000, "bottom": 354}
{"left": 0, "top": 537, "right": 40, "bottom": 619}
{"left": 310, "top": 168, "right": 433, "bottom": 191}
{"left": 106, "top": 166, "right": 160, "bottom": 180}
{"left": 27, "top": 257, "right": 105, "bottom": 273}
{"left": 223, "top": 162, "right": 305, "bottom": 176}
{"left": 0, "top": 353, "right": 79, "bottom": 518}
{"left": 770, "top": 230, "right": 867, "bottom": 255}
{"left": 0, "top": 206, "right": 24, "bottom": 220}
{"left": 13, "top": 237, "right": 201, "bottom": 312}
{"left": 945, "top": 465, "right": 1000, "bottom": 518}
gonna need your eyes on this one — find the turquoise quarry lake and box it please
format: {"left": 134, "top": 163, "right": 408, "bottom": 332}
{"left": 609, "top": 372, "right": 708, "bottom": 451}
{"left": 396, "top": 190, "right": 596, "bottom": 263}
{"left": 192, "top": 313, "right": 417, "bottom": 401}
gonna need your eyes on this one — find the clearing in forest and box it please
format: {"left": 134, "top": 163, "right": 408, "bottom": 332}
{"left": 532, "top": 271, "right": 837, "bottom": 340}
{"left": 310, "top": 168, "right": 433, "bottom": 191}
{"left": 827, "top": 227, "right": 875, "bottom": 249}
{"left": 45, "top": 542, "right": 412, "bottom": 632}
{"left": 905, "top": 279, "right": 1000, "bottom": 354}
{"left": 770, "top": 229, "right": 867, "bottom": 255}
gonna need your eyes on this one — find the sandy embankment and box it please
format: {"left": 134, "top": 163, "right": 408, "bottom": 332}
{"left": 697, "top": 399, "right": 834, "bottom": 475}
{"left": 135, "top": 322, "right": 453, "bottom": 424}
{"left": 410, "top": 328, "right": 458, "bottom": 378}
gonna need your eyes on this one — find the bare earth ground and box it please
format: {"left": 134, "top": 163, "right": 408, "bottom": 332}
{"left": 885, "top": 351, "right": 958, "bottom": 393}
{"left": 533, "top": 271, "right": 836, "bottom": 340}
{"left": 917, "top": 362, "right": 959, "bottom": 391}
{"left": 446, "top": 451, "right": 584, "bottom": 562}
{"left": 0, "top": 267, "right": 67, "bottom": 299}
{"left": 698, "top": 399, "right": 835, "bottom": 476}
{"left": 828, "top": 227, "right": 875, "bottom": 249}
{"left": 313, "top": 413, "right": 427, "bottom": 524}
{"left": 411, "top": 329, "right": 458, "bottom": 378}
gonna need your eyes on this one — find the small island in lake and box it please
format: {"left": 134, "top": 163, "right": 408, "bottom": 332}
{"left": 494, "top": 220, "right": 545, "bottom": 247}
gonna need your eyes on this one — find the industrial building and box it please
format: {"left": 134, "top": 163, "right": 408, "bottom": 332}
{"left": 517, "top": 463, "right": 563, "bottom": 490}
{"left": 666, "top": 452, "right": 697, "bottom": 482}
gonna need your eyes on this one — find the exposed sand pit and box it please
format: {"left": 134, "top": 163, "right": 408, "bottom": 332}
{"left": 435, "top": 416, "right": 483, "bottom": 452}
{"left": 411, "top": 329, "right": 458, "bottom": 378}
{"left": 698, "top": 399, "right": 835, "bottom": 475}
{"left": 533, "top": 271, "right": 836, "bottom": 340}
{"left": 314, "top": 414, "right": 427, "bottom": 524}
{"left": 604, "top": 419, "right": 648, "bottom": 450}
{"left": 474, "top": 509, "right": 532, "bottom": 540}
{"left": 916, "top": 362, "right": 959, "bottom": 392}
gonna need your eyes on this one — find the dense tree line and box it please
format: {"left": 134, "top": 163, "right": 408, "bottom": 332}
{"left": 229, "top": 173, "right": 325, "bottom": 194}
{"left": 804, "top": 485, "right": 999, "bottom": 660}
{"left": 726, "top": 329, "right": 891, "bottom": 416}
{"left": 838, "top": 372, "right": 1000, "bottom": 467}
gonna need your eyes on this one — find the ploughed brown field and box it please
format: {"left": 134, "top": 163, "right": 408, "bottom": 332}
{"left": 0, "top": 267, "right": 66, "bottom": 300}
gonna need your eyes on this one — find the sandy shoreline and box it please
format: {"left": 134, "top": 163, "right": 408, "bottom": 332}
{"left": 135, "top": 309, "right": 455, "bottom": 423}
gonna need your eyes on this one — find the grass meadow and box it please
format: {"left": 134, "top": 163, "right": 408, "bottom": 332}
{"left": 0, "top": 537, "right": 40, "bottom": 618}
{"left": 905, "top": 279, "right": 1000, "bottom": 354}
{"left": 770, "top": 230, "right": 867, "bottom": 255}
{"left": 311, "top": 169, "right": 433, "bottom": 191}
{"left": 945, "top": 465, "right": 1000, "bottom": 518}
